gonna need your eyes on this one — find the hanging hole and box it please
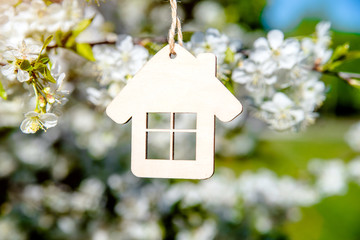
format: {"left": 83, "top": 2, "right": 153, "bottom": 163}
{"left": 169, "top": 52, "right": 177, "bottom": 59}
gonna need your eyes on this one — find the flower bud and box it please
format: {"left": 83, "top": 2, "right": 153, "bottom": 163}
{"left": 43, "top": 87, "right": 51, "bottom": 94}
{"left": 46, "top": 94, "right": 55, "bottom": 104}
{"left": 39, "top": 95, "right": 46, "bottom": 108}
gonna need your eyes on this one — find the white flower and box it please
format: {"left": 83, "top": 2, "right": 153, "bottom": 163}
{"left": 1, "top": 39, "right": 41, "bottom": 82}
{"left": 252, "top": 30, "right": 300, "bottom": 69}
{"left": 0, "top": 218, "right": 25, "bottom": 240}
{"left": 115, "top": 35, "right": 149, "bottom": 78}
{"left": 13, "top": 0, "right": 83, "bottom": 35}
{"left": 1, "top": 64, "right": 16, "bottom": 81}
{"left": 297, "top": 77, "right": 326, "bottom": 111}
{"left": 17, "top": 69, "right": 30, "bottom": 82}
{"left": 14, "top": 137, "right": 54, "bottom": 166}
{"left": 92, "top": 230, "right": 109, "bottom": 240}
{"left": 46, "top": 70, "right": 68, "bottom": 106}
{"left": 232, "top": 59, "right": 277, "bottom": 92}
{"left": 20, "top": 111, "right": 58, "bottom": 134}
{"left": 301, "top": 22, "right": 332, "bottom": 66}
{"left": 316, "top": 21, "right": 331, "bottom": 47}
{"left": 308, "top": 159, "right": 348, "bottom": 196}
{"left": 261, "top": 93, "right": 304, "bottom": 131}
{"left": 345, "top": 122, "right": 360, "bottom": 152}
{"left": 93, "top": 44, "right": 121, "bottom": 85}
{"left": 1, "top": 64, "right": 30, "bottom": 83}
{"left": 0, "top": 150, "right": 16, "bottom": 177}
{"left": 176, "top": 219, "right": 217, "bottom": 240}
{"left": 71, "top": 178, "right": 105, "bottom": 212}
{"left": 86, "top": 87, "right": 111, "bottom": 108}
{"left": 275, "top": 61, "right": 311, "bottom": 88}
{"left": 237, "top": 169, "right": 318, "bottom": 208}
{"left": 187, "top": 28, "right": 229, "bottom": 62}
{"left": 57, "top": 217, "right": 76, "bottom": 234}
{"left": 348, "top": 157, "right": 360, "bottom": 184}
{"left": 93, "top": 35, "right": 149, "bottom": 85}
{"left": 4, "top": 39, "right": 41, "bottom": 62}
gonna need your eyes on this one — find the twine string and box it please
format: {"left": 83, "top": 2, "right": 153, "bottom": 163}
{"left": 168, "top": 0, "right": 183, "bottom": 55}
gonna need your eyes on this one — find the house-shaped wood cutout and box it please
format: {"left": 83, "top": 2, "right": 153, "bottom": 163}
{"left": 106, "top": 44, "right": 242, "bottom": 179}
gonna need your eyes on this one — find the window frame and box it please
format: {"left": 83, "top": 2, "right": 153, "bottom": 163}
{"left": 146, "top": 112, "right": 197, "bottom": 160}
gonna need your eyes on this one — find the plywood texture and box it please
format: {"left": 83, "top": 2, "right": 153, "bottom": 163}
{"left": 106, "top": 44, "right": 242, "bottom": 179}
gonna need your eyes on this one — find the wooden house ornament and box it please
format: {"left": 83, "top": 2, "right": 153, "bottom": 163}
{"left": 106, "top": 44, "right": 242, "bottom": 179}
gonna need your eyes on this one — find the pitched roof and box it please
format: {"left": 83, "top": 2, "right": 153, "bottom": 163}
{"left": 106, "top": 44, "right": 242, "bottom": 124}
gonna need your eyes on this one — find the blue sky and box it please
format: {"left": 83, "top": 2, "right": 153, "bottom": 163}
{"left": 262, "top": 0, "right": 360, "bottom": 33}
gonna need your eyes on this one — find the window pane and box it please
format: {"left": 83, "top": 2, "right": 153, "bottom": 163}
{"left": 146, "top": 132, "right": 170, "bottom": 159}
{"left": 174, "top": 132, "right": 196, "bottom": 160}
{"left": 147, "top": 113, "right": 171, "bottom": 129}
{"left": 174, "top": 113, "right": 196, "bottom": 129}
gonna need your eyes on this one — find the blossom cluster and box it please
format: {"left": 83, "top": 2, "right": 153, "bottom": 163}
{"left": 0, "top": 0, "right": 336, "bottom": 135}
{"left": 1, "top": 2, "right": 334, "bottom": 134}
{"left": 88, "top": 35, "right": 149, "bottom": 109}
{"left": 231, "top": 22, "right": 331, "bottom": 131}
{"left": 0, "top": 1, "right": 358, "bottom": 240}
{"left": 0, "top": 0, "right": 88, "bottom": 133}
{"left": 184, "top": 23, "right": 330, "bottom": 131}
{"left": 1, "top": 121, "right": 360, "bottom": 239}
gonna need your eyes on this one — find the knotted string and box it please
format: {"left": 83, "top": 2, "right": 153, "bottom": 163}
{"left": 168, "top": 0, "right": 183, "bottom": 56}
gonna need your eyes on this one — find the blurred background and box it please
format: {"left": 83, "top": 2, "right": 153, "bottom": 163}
{"left": 1, "top": 0, "right": 360, "bottom": 239}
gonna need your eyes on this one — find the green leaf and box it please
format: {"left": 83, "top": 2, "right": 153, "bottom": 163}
{"left": 327, "top": 61, "right": 343, "bottom": 71}
{"left": 348, "top": 79, "right": 360, "bottom": 89}
{"left": 0, "top": 80, "right": 7, "bottom": 100}
{"left": 75, "top": 43, "right": 95, "bottom": 61}
{"left": 35, "top": 62, "right": 56, "bottom": 83}
{"left": 65, "top": 18, "right": 93, "bottom": 48}
{"left": 345, "top": 51, "right": 360, "bottom": 61}
{"left": 39, "top": 54, "right": 50, "bottom": 64}
{"left": 44, "top": 67, "right": 56, "bottom": 83}
{"left": 55, "top": 30, "right": 64, "bottom": 47}
{"left": 181, "top": 31, "right": 194, "bottom": 42}
{"left": 20, "top": 60, "right": 32, "bottom": 71}
{"left": 224, "top": 47, "right": 235, "bottom": 64}
{"left": 223, "top": 78, "right": 235, "bottom": 94}
{"left": 65, "top": 36, "right": 76, "bottom": 48}
{"left": 39, "top": 35, "right": 54, "bottom": 54}
{"left": 331, "top": 43, "right": 349, "bottom": 62}
{"left": 330, "top": 59, "right": 360, "bottom": 74}
{"left": 72, "top": 18, "right": 93, "bottom": 38}
{"left": 144, "top": 42, "right": 164, "bottom": 55}
{"left": 34, "top": 62, "right": 47, "bottom": 73}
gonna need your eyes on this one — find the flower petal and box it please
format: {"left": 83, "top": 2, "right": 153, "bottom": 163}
{"left": 39, "top": 113, "right": 58, "bottom": 128}
{"left": 253, "top": 37, "right": 269, "bottom": 49}
{"left": 282, "top": 39, "right": 300, "bottom": 55}
{"left": 260, "top": 60, "right": 277, "bottom": 75}
{"left": 273, "top": 92, "right": 294, "bottom": 109}
{"left": 191, "top": 32, "right": 205, "bottom": 44}
{"left": 24, "top": 111, "right": 39, "bottom": 118}
{"left": 1, "top": 64, "right": 15, "bottom": 76}
{"left": 264, "top": 75, "right": 277, "bottom": 85}
{"left": 301, "top": 38, "right": 315, "bottom": 53}
{"left": 290, "top": 109, "right": 305, "bottom": 122}
{"left": 261, "top": 101, "right": 278, "bottom": 113}
{"left": 243, "top": 60, "right": 256, "bottom": 73}
{"left": 316, "top": 21, "right": 331, "bottom": 38}
{"left": 250, "top": 48, "right": 271, "bottom": 63}
{"left": 20, "top": 118, "right": 36, "bottom": 134}
{"left": 267, "top": 30, "right": 284, "bottom": 50}
{"left": 278, "top": 56, "right": 297, "bottom": 69}
{"left": 206, "top": 28, "right": 221, "bottom": 37}
{"left": 232, "top": 69, "right": 250, "bottom": 84}
{"left": 116, "top": 35, "right": 133, "bottom": 52}
{"left": 17, "top": 69, "right": 30, "bottom": 82}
